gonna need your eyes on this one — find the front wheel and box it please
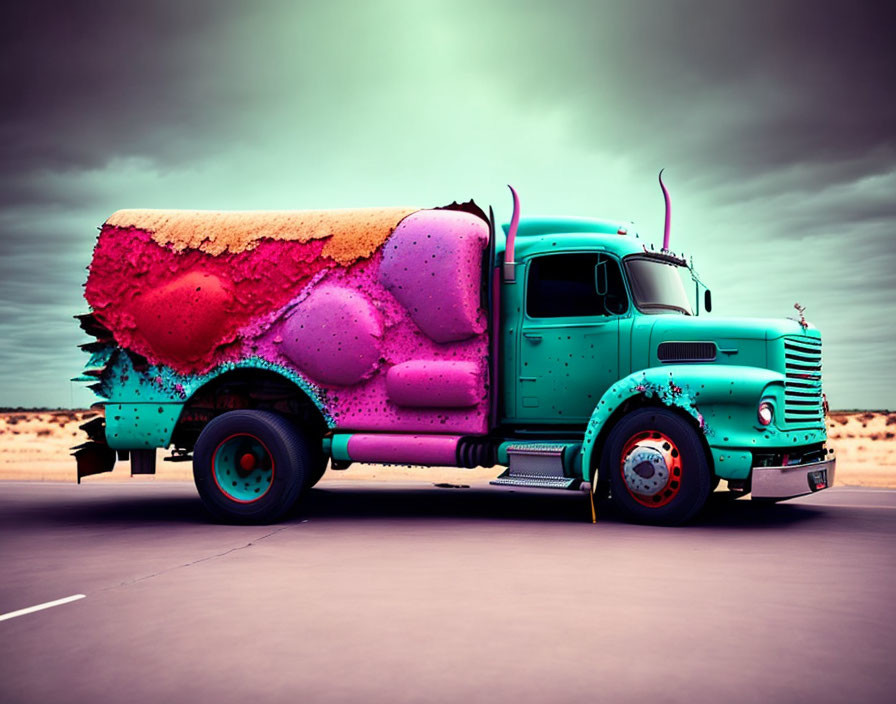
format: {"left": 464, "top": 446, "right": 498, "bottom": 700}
{"left": 601, "top": 407, "right": 711, "bottom": 525}
{"left": 193, "top": 410, "right": 310, "bottom": 524}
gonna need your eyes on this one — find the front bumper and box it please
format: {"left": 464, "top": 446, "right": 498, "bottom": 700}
{"left": 751, "top": 458, "right": 835, "bottom": 500}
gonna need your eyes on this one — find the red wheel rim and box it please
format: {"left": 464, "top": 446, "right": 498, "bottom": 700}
{"left": 619, "top": 430, "right": 683, "bottom": 508}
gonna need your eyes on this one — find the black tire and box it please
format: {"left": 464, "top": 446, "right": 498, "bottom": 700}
{"left": 193, "top": 410, "right": 310, "bottom": 524}
{"left": 601, "top": 407, "right": 711, "bottom": 525}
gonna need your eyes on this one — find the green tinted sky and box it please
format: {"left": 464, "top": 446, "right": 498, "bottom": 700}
{"left": 1, "top": 0, "right": 894, "bottom": 408}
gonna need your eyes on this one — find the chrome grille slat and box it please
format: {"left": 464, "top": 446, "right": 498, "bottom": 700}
{"left": 785, "top": 348, "right": 821, "bottom": 357}
{"left": 785, "top": 351, "right": 820, "bottom": 362}
{"left": 785, "top": 336, "right": 821, "bottom": 346}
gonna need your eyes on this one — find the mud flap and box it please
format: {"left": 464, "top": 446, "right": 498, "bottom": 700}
{"left": 73, "top": 442, "right": 117, "bottom": 483}
{"left": 72, "top": 416, "right": 116, "bottom": 483}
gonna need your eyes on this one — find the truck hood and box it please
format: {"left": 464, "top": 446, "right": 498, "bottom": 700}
{"left": 638, "top": 315, "right": 820, "bottom": 370}
{"left": 643, "top": 315, "right": 818, "bottom": 344}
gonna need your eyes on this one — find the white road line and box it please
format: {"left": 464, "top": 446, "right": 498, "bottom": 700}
{"left": 0, "top": 594, "right": 86, "bottom": 622}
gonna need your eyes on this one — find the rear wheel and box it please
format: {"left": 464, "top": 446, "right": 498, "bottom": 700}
{"left": 602, "top": 407, "right": 711, "bottom": 525}
{"left": 193, "top": 410, "right": 310, "bottom": 524}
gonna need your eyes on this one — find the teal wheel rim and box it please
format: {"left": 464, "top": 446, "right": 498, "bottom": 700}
{"left": 212, "top": 433, "right": 275, "bottom": 503}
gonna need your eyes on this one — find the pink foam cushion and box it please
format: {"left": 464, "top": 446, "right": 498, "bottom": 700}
{"left": 280, "top": 285, "right": 383, "bottom": 386}
{"left": 385, "top": 360, "right": 482, "bottom": 408}
{"left": 378, "top": 210, "right": 488, "bottom": 343}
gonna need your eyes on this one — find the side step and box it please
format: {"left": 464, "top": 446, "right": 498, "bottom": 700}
{"left": 490, "top": 443, "right": 580, "bottom": 490}
{"left": 491, "top": 471, "right": 578, "bottom": 490}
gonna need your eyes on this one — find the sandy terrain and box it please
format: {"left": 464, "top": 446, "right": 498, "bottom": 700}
{"left": 825, "top": 411, "right": 896, "bottom": 487}
{"left": 0, "top": 409, "right": 893, "bottom": 487}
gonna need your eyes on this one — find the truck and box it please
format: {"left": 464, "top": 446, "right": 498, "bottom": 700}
{"left": 74, "top": 177, "right": 835, "bottom": 525}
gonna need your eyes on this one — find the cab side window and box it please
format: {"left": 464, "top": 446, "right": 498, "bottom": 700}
{"left": 526, "top": 253, "right": 628, "bottom": 318}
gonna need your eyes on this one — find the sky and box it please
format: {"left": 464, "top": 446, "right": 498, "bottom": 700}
{"left": 0, "top": 0, "right": 894, "bottom": 409}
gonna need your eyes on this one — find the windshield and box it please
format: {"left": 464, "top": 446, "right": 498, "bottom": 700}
{"left": 624, "top": 257, "right": 693, "bottom": 315}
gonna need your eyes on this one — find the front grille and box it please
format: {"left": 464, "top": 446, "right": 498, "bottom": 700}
{"left": 783, "top": 336, "right": 823, "bottom": 425}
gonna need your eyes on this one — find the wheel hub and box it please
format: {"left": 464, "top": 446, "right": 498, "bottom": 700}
{"left": 623, "top": 446, "right": 669, "bottom": 496}
{"left": 619, "top": 430, "right": 684, "bottom": 508}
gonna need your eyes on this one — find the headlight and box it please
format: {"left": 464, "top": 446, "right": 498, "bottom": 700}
{"left": 758, "top": 402, "right": 774, "bottom": 426}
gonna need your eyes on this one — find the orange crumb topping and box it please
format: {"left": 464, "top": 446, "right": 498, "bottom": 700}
{"left": 104, "top": 207, "right": 419, "bottom": 265}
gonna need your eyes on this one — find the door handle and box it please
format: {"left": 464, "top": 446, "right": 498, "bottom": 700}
{"left": 523, "top": 333, "right": 543, "bottom": 344}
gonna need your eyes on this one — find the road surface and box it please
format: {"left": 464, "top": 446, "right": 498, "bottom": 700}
{"left": 1, "top": 480, "right": 894, "bottom": 703}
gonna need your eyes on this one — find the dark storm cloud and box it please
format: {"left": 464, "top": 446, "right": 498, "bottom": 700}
{"left": 688, "top": 2, "right": 895, "bottom": 173}
{"left": 5, "top": 0, "right": 893, "bottom": 200}
{"left": 0, "top": 0, "right": 242, "bottom": 203}
{"left": 481, "top": 0, "right": 896, "bottom": 193}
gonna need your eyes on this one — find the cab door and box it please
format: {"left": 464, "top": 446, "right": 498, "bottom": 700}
{"left": 516, "top": 252, "right": 629, "bottom": 423}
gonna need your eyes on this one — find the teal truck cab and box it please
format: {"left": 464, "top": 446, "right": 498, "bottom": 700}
{"left": 75, "top": 182, "right": 835, "bottom": 525}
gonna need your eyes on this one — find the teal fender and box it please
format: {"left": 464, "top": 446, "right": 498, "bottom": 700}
{"left": 580, "top": 365, "right": 812, "bottom": 482}
{"left": 94, "top": 351, "right": 333, "bottom": 449}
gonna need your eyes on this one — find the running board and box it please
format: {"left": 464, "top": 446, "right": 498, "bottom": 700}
{"left": 505, "top": 443, "right": 567, "bottom": 476}
{"left": 490, "top": 471, "right": 579, "bottom": 490}
{"left": 491, "top": 442, "right": 580, "bottom": 490}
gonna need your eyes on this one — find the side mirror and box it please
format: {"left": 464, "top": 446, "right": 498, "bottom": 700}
{"left": 704, "top": 289, "right": 712, "bottom": 313}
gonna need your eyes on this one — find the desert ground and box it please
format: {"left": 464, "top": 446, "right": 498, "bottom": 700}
{"left": 0, "top": 409, "right": 893, "bottom": 487}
